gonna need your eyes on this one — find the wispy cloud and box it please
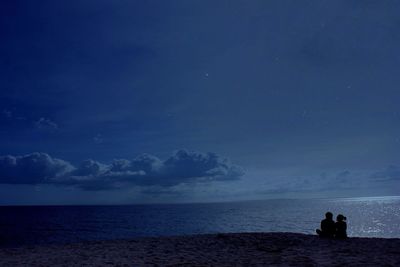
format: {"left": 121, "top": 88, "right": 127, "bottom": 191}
{"left": 93, "top": 134, "right": 104, "bottom": 144}
{"left": 371, "top": 165, "right": 400, "bottom": 181}
{"left": 34, "top": 117, "right": 58, "bottom": 130}
{"left": 2, "top": 109, "right": 12, "bottom": 118}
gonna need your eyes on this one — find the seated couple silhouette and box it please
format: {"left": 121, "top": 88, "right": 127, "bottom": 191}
{"left": 316, "top": 212, "right": 347, "bottom": 239}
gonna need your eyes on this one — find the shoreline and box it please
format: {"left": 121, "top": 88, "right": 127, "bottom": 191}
{"left": 1, "top": 232, "right": 399, "bottom": 266}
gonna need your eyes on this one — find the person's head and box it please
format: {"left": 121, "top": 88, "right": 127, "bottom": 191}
{"left": 325, "top": 212, "right": 333, "bottom": 220}
{"left": 337, "top": 214, "right": 346, "bottom": 222}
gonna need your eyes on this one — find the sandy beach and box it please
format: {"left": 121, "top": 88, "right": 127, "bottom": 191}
{"left": 0, "top": 232, "right": 399, "bottom": 266}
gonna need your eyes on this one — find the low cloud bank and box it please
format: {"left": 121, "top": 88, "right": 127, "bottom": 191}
{"left": 371, "top": 165, "right": 400, "bottom": 181}
{"left": 0, "top": 150, "right": 244, "bottom": 190}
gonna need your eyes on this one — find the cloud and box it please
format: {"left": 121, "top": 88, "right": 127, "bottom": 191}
{"left": 34, "top": 117, "right": 58, "bottom": 130}
{"left": 335, "top": 171, "right": 351, "bottom": 182}
{"left": 2, "top": 109, "right": 12, "bottom": 118}
{"left": 1, "top": 109, "right": 26, "bottom": 121}
{"left": 0, "top": 150, "right": 244, "bottom": 190}
{"left": 371, "top": 165, "right": 400, "bottom": 181}
{"left": 257, "top": 170, "right": 357, "bottom": 195}
{"left": 93, "top": 134, "right": 104, "bottom": 144}
{"left": 0, "top": 153, "right": 74, "bottom": 184}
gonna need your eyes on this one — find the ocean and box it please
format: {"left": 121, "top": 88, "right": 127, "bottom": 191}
{"left": 0, "top": 196, "right": 399, "bottom": 247}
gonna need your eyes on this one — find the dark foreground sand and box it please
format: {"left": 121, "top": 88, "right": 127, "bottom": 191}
{"left": 0, "top": 233, "right": 399, "bottom": 266}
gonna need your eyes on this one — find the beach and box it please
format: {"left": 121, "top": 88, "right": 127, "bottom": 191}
{"left": 0, "top": 232, "right": 399, "bottom": 266}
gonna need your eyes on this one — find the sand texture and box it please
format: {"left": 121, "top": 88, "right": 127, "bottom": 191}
{"left": 0, "top": 232, "right": 399, "bottom": 266}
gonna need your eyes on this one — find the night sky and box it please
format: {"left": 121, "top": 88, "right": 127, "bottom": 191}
{"left": 1, "top": 1, "right": 399, "bottom": 204}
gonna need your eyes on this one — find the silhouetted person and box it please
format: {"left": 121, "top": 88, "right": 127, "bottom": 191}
{"left": 335, "top": 214, "right": 347, "bottom": 239}
{"left": 316, "top": 212, "right": 335, "bottom": 238}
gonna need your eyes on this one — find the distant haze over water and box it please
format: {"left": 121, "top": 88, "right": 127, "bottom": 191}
{"left": 0, "top": 196, "right": 399, "bottom": 247}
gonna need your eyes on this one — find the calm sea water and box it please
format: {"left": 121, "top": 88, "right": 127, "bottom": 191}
{"left": 0, "top": 196, "right": 399, "bottom": 247}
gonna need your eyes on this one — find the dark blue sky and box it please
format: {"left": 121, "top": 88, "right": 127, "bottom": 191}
{"left": 1, "top": 1, "right": 399, "bottom": 204}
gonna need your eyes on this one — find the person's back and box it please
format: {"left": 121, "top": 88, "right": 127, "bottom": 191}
{"left": 335, "top": 214, "right": 347, "bottom": 239}
{"left": 321, "top": 218, "right": 336, "bottom": 237}
{"left": 316, "top": 212, "right": 335, "bottom": 238}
